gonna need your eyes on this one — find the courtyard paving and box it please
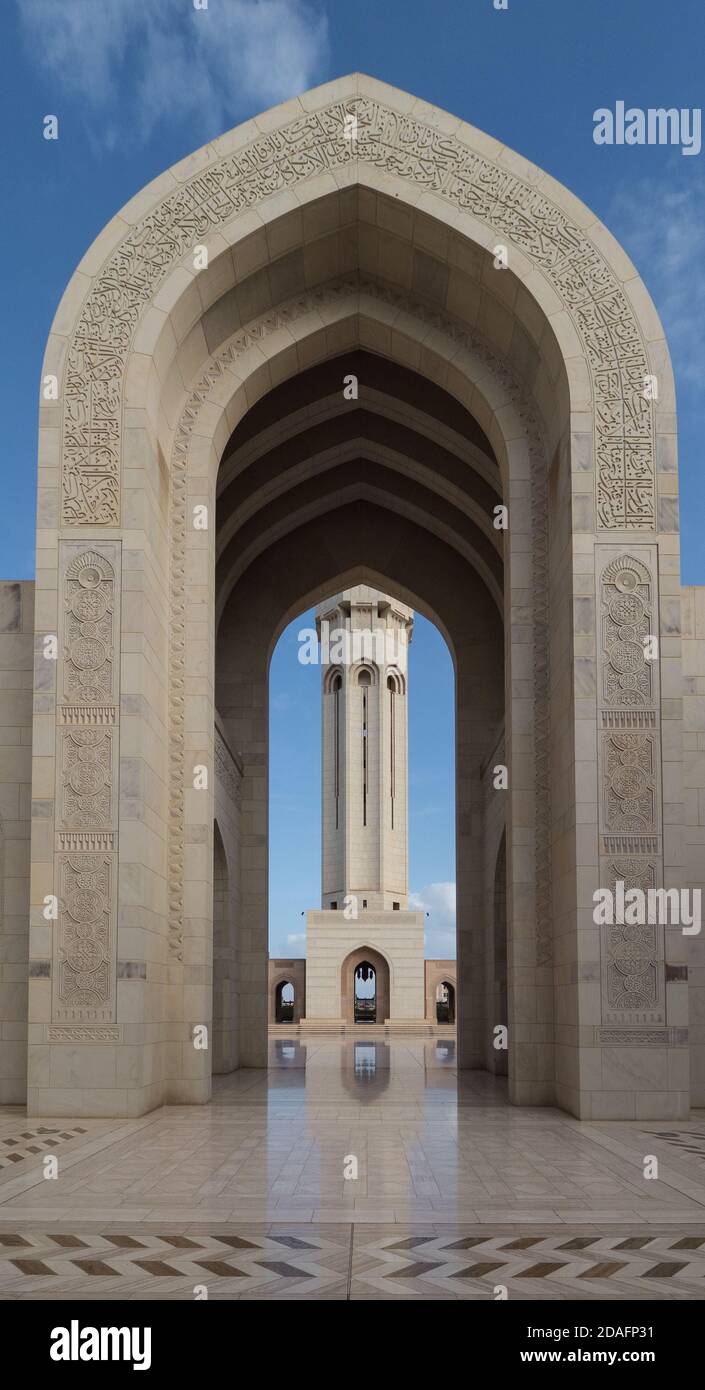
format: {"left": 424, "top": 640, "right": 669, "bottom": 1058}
{"left": 1, "top": 1035, "right": 705, "bottom": 1299}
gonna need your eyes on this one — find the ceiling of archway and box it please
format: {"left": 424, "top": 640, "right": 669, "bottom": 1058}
{"left": 214, "top": 350, "right": 504, "bottom": 619}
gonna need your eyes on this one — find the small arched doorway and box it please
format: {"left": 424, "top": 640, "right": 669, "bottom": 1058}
{"left": 341, "top": 947, "right": 391, "bottom": 1024}
{"left": 354, "top": 961, "right": 377, "bottom": 1023}
{"left": 274, "top": 980, "right": 295, "bottom": 1023}
{"left": 435, "top": 981, "right": 456, "bottom": 1024}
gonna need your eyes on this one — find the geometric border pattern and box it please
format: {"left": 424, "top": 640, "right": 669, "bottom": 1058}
{"left": 2, "top": 1227, "right": 704, "bottom": 1300}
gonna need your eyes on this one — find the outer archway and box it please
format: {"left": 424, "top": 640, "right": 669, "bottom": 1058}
{"left": 28, "top": 73, "right": 683, "bottom": 1122}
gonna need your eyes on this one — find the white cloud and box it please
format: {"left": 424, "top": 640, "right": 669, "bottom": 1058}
{"left": 409, "top": 881, "right": 456, "bottom": 959}
{"left": 285, "top": 931, "right": 305, "bottom": 946}
{"left": 608, "top": 169, "right": 705, "bottom": 388}
{"left": 18, "top": 0, "right": 329, "bottom": 143}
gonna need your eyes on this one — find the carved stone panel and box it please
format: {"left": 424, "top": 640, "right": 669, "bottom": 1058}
{"left": 595, "top": 545, "right": 665, "bottom": 1030}
{"left": 53, "top": 543, "right": 121, "bottom": 1021}
{"left": 60, "top": 729, "right": 113, "bottom": 828}
{"left": 599, "top": 552, "right": 656, "bottom": 709}
{"left": 601, "top": 729, "right": 657, "bottom": 835}
{"left": 60, "top": 549, "right": 119, "bottom": 723}
{"left": 601, "top": 857, "right": 665, "bottom": 1026}
{"left": 53, "top": 852, "right": 116, "bottom": 1023}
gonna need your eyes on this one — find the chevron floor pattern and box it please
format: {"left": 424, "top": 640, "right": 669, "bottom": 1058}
{"left": 0, "top": 1224, "right": 704, "bottom": 1300}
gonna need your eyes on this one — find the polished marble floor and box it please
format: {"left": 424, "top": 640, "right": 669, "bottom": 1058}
{"left": 1, "top": 1035, "right": 705, "bottom": 1299}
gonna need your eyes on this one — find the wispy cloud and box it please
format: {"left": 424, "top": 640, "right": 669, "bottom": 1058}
{"left": 18, "top": 0, "right": 329, "bottom": 145}
{"left": 271, "top": 691, "right": 294, "bottom": 712}
{"left": 410, "top": 881, "right": 456, "bottom": 958}
{"left": 608, "top": 167, "right": 705, "bottom": 389}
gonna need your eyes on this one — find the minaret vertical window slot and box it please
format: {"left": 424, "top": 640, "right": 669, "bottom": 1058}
{"left": 358, "top": 668, "right": 372, "bottom": 827}
{"left": 388, "top": 675, "right": 396, "bottom": 830}
{"left": 387, "top": 672, "right": 403, "bottom": 831}
{"left": 331, "top": 671, "right": 342, "bottom": 831}
{"left": 362, "top": 686, "right": 367, "bottom": 826}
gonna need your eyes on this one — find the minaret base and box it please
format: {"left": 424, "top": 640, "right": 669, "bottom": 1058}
{"left": 304, "top": 909, "right": 425, "bottom": 1022}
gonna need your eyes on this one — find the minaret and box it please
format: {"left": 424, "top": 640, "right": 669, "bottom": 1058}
{"left": 317, "top": 586, "right": 413, "bottom": 912}
{"left": 303, "top": 585, "right": 426, "bottom": 1025}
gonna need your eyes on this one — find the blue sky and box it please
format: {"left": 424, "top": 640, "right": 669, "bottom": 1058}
{"left": 2, "top": 0, "right": 703, "bottom": 952}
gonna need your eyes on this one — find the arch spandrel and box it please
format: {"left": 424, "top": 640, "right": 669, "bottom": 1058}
{"left": 47, "top": 73, "right": 674, "bottom": 535}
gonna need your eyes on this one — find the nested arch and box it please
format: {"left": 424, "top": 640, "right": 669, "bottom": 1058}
{"left": 216, "top": 503, "right": 504, "bottom": 1066}
{"left": 30, "top": 73, "right": 680, "bottom": 1117}
{"left": 323, "top": 666, "right": 343, "bottom": 693}
{"left": 354, "top": 663, "right": 376, "bottom": 687}
{"left": 341, "top": 945, "right": 392, "bottom": 1025}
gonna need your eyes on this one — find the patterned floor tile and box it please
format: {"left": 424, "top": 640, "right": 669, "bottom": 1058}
{"left": 0, "top": 1227, "right": 350, "bottom": 1300}
{"left": 348, "top": 1228, "right": 705, "bottom": 1300}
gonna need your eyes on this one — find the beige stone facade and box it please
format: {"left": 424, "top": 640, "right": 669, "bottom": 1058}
{"left": 0, "top": 74, "right": 701, "bottom": 1120}
{"left": 0, "top": 583, "right": 33, "bottom": 1104}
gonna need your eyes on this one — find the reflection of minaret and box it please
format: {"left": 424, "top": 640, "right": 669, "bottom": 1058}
{"left": 317, "top": 587, "right": 414, "bottom": 912}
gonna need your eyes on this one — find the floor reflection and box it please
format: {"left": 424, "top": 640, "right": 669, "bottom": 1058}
{"left": 339, "top": 1039, "right": 391, "bottom": 1097}
{"left": 261, "top": 1031, "right": 469, "bottom": 1105}
{"left": 270, "top": 1038, "right": 307, "bottom": 1066}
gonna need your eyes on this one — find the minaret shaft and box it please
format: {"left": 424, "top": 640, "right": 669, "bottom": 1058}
{"left": 318, "top": 586, "right": 412, "bottom": 911}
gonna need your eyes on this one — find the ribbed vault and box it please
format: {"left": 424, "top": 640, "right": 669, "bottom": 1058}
{"left": 215, "top": 350, "right": 505, "bottom": 628}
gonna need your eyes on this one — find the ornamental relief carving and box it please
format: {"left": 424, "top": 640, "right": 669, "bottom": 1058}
{"left": 53, "top": 852, "right": 115, "bottom": 1023}
{"left": 599, "top": 553, "right": 655, "bottom": 709}
{"left": 61, "top": 550, "right": 118, "bottom": 715}
{"left": 54, "top": 543, "right": 121, "bottom": 1020}
{"left": 602, "top": 858, "right": 663, "bottom": 1023}
{"left": 595, "top": 545, "right": 665, "bottom": 1028}
{"left": 61, "top": 96, "right": 654, "bottom": 529}
{"left": 46, "top": 1026, "right": 122, "bottom": 1042}
{"left": 60, "top": 729, "right": 113, "bottom": 828}
{"left": 602, "top": 730, "right": 656, "bottom": 834}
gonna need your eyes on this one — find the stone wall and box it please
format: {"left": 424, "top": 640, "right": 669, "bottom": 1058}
{"left": 0, "top": 582, "right": 34, "bottom": 1103}
{"left": 681, "top": 586, "right": 705, "bottom": 1105}
{"left": 213, "top": 716, "right": 242, "bottom": 1072}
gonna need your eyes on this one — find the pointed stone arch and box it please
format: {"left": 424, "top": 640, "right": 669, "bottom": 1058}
{"left": 29, "top": 74, "right": 682, "bottom": 1120}
{"left": 341, "top": 944, "right": 392, "bottom": 1024}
